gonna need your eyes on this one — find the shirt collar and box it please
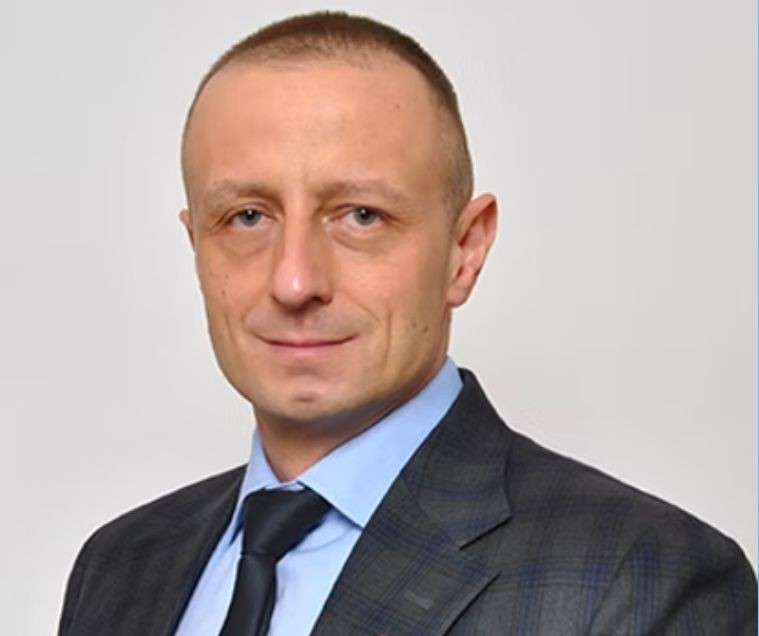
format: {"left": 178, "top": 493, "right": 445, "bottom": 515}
{"left": 230, "top": 357, "right": 462, "bottom": 537}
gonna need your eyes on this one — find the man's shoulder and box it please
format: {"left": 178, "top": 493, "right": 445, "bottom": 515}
{"left": 417, "top": 374, "right": 757, "bottom": 633}
{"left": 457, "top": 427, "right": 757, "bottom": 631}
{"left": 75, "top": 465, "right": 245, "bottom": 567}
{"left": 437, "top": 369, "right": 751, "bottom": 564}
{"left": 503, "top": 428, "right": 751, "bottom": 572}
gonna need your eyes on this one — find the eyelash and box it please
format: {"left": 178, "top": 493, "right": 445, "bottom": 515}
{"left": 225, "top": 206, "right": 385, "bottom": 231}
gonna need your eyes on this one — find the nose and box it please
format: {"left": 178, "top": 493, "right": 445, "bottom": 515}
{"left": 270, "top": 216, "right": 333, "bottom": 310}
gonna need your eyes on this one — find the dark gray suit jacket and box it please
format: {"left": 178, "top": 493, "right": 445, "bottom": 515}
{"left": 59, "top": 370, "right": 757, "bottom": 634}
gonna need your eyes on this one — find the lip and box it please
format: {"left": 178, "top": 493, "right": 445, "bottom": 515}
{"left": 260, "top": 335, "right": 355, "bottom": 356}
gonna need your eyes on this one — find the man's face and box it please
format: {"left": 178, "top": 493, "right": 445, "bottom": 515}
{"left": 181, "top": 56, "right": 491, "bottom": 435}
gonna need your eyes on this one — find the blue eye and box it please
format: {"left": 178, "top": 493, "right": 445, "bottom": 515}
{"left": 349, "top": 207, "right": 381, "bottom": 226}
{"left": 232, "top": 209, "right": 263, "bottom": 227}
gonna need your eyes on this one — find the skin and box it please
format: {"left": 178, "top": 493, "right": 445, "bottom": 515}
{"left": 181, "top": 54, "right": 497, "bottom": 480}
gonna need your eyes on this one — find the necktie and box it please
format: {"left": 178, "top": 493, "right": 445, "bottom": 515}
{"left": 219, "top": 487, "right": 330, "bottom": 636}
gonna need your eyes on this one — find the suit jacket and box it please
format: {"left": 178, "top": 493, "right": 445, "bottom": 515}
{"left": 59, "top": 370, "right": 757, "bottom": 635}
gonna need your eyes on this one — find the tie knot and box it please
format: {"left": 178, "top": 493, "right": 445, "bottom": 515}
{"left": 241, "top": 488, "right": 330, "bottom": 561}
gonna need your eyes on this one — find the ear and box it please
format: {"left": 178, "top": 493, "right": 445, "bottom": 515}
{"left": 446, "top": 193, "right": 498, "bottom": 307}
{"left": 179, "top": 209, "right": 196, "bottom": 250}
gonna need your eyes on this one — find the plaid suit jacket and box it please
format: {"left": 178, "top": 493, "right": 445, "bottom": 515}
{"left": 59, "top": 370, "right": 757, "bottom": 635}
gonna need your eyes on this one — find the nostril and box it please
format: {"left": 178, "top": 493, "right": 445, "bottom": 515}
{"left": 269, "top": 227, "right": 333, "bottom": 307}
{"left": 270, "top": 263, "right": 333, "bottom": 308}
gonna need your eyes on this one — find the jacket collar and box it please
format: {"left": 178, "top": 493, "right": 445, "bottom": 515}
{"left": 312, "top": 368, "right": 514, "bottom": 635}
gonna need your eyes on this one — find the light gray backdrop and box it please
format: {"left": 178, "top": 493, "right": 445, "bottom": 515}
{"left": 1, "top": 1, "right": 755, "bottom": 633}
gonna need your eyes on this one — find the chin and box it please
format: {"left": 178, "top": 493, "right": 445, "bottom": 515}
{"left": 251, "top": 379, "right": 384, "bottom": 430}
{"left": 257, "top": 398, "right": 352, "bottom": 429}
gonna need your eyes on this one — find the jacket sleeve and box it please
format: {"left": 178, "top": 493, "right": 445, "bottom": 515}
{"left": 58, "top": 558, "right": 86, "bottom": 635}
{"left": 588, "top": 525, "right": 757, "bottom": 635}
{"left": 57, "top": 525, "right": 104, "bottom": 636}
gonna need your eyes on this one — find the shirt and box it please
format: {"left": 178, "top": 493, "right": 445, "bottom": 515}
{"left": 174, "top": 358, "right": 463, "bottom": 635}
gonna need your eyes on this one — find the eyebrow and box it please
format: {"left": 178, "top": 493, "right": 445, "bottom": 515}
{"left": 201, "top": 179, "right": 278, "bottom": 209}
{"left": 314, "top": 179, "right": 411, "bottom": 208}
{"left": 200, "top": 177, "right": 411, "bottom": 211}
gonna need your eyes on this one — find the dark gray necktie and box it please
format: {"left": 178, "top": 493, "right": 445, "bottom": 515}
{"left": 219, "top": 487, "right": 330, "bottom": 636}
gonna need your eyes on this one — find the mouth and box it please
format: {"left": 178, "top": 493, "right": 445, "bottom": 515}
{"left": 260, "top": 335, "right": 356, "bottom": 356}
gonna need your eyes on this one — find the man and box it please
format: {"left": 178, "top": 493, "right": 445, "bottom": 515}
{"left": 59, "top": 11, "right": 756, "bottom": 635}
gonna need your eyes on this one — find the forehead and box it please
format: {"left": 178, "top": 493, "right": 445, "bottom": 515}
{"left": 190, "top": 53, "right": 441, "bottom": 133}
{"left": 182, "top": 56, "right": 448, "bottom": 207}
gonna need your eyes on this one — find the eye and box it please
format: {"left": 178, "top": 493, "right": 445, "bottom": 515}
{"left": 347, "top": 207, "right": 382, "bottom": 227}
{"left": 230, "top": 208, "right": 263, "bottom": 228}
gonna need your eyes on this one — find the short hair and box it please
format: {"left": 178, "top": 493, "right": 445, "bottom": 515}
{"left": 182, "top": 11, "right": 474, "bottom": 215}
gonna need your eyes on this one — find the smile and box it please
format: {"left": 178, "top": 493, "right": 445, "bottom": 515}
{"left": 261, "top": 335, "right": 355, "bottom": 356}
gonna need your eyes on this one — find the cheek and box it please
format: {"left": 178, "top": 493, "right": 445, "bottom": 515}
{"left": 376, "top": 252, "right": 449, "bottom": 338}
{"left": 198, "top": 264, "right": 231, "bottom": 310}
{"left": 408, "top": 255, "right": 451, "bottom": 335}
{"left": 197, "top": 253, "right": 261, "bottom": 317}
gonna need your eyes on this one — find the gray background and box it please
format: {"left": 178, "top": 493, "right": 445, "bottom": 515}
{"left": 0, "top": 1, "right": 755, "bottom": 633}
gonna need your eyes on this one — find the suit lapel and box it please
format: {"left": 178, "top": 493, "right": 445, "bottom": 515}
{"left": 96, "top": 468, "right": 244, "bottom": 636}
{"left": 313, "top": 370, "right": 514, "bottom": 635}
{"left": 151, "top": 474, "right": 241, "bottom": 636}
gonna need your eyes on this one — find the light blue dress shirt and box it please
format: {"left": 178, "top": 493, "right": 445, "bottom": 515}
{"left": 175, "top": 358, "right": 463, "bottom": 636}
